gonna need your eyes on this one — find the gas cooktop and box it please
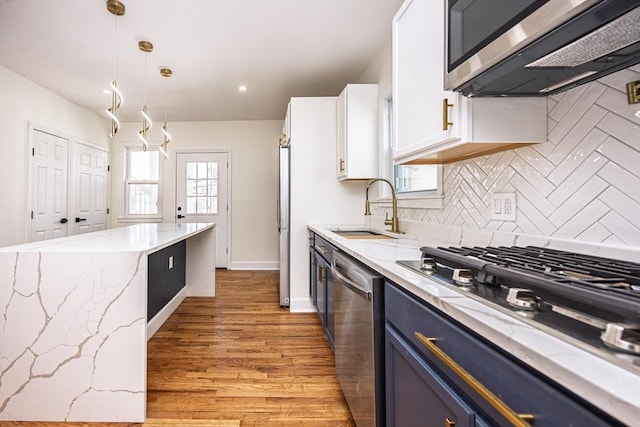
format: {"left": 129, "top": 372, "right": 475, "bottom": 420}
{"left": 396, "top": 245, "right": 640, "bottom": 371}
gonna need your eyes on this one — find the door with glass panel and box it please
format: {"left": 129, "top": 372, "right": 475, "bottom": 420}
{"left": 176, "top": 152, "right": 229, "bottom": 268}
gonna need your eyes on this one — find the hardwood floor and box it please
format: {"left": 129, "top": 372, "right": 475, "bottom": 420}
{"left": 0, "top": 270, "right": 354, "bottom": 427}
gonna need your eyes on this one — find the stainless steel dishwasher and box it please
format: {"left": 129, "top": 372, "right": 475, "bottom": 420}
{"left": 332, "top": 250, "right": 384, "bottom": 427}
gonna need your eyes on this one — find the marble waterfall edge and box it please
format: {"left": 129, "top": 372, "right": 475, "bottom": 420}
{"left": 0, "top": 251, "right": 147, "bottom": 422}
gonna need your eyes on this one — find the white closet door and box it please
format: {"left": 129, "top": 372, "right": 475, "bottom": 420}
{"left": 73, "top": 142, "right": 109, "bottom": 234}
{"left": 31, "top": 130, "right": 69, "bottom": 241}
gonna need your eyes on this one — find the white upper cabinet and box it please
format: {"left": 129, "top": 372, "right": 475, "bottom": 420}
{"left": 392, "top": 0, "right": 546, "bottom": 165}
{"left": 336, "top": 84, "right": 379, "bottom": 180}
{"left": 393, "top": 0, "right": 455, "bottom": 158}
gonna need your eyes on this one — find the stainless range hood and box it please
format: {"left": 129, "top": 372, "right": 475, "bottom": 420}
{"left": 447, "top": 0, "right": 640, "bottom": 97}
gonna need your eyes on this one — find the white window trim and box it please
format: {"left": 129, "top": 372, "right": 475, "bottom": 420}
{"left": 119, "top": 143, "right": 163, "bottom": 223}
{"left": 378, "top": 96, "right": 444, "bottom": 209}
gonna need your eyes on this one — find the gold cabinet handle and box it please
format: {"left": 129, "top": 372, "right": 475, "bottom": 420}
{"left": 626, "top": 80, "right": 640, "bottom": 104}
{"left": 415, "top": 332, "right": 534, "bottom": 426}
{"left": 339, "top": 158, "right": 345, "bottom": 173}
{"left": 315, "top": 245, "right": 328, "bottom": 255}
{"left": 442, "top": 98, "right": 454, "bottom": 130}
{"left": 445, "top": 418, "right": 455, "bottom": 427}
{"left": 318, "top": 264, "right": 324, "bottom": 283}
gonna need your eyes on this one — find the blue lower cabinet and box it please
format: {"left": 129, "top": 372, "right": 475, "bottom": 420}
{"left": 385, "top": 281, "right": 622, "bottom": 427}
{"left": 309, "top": 232, "right": 335, "bottom": 350}
{"left": 309, "top": 247, "right": 317, "bottom": 308}
{"left": 147, "top": 240, "right": 186, "bottom": 321}
{"left": 386, "top": 325, "right": 483, "bottom": 427}
{"left": 325, "top": 260, "right": 335, "bottom": 349}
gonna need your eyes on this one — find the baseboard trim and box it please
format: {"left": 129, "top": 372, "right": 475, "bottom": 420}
{"left": 147, "top": 287, "right": 187, "bottom": 340}
{"left": 228, "top": 261, "right": 279, "bottom": 270}
{"left": 289, "top": 297, "right": 315, "bottom": 313}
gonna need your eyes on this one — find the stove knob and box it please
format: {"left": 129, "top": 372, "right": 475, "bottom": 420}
{"left": 452, "top": 269, "right": 474, "bottom": 287}
{"left": 420, "top": 256, "right": 437, "bottom": 272}
{"left": 601, "top": 323, "right": 640, "bottom": 355}
{"left": 506, "top": 288, "right": 539, "bottom": 311}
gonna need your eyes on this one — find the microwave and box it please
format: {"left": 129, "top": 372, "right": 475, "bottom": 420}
{"left": 445, "top": 0, "right": 640, "bottom": 96}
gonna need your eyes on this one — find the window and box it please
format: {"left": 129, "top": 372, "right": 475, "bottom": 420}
{"left": 185, "top": 161, "right": 218, "bottom": 214}
{"left": 395, "top": 164, "right": 438, "bottom": 193}
{"left": 383, "top": 98, "right": 442, "bottom": 203}
{"left": 125, "top": 148, "right": 161, "bottom": 217}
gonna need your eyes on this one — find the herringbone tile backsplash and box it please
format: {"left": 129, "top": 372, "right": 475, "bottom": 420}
{"left": 399, "top": 66, "right": 640, "bottom": 248}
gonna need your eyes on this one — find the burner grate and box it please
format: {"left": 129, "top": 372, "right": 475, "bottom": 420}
{"left": 419, "top": 245, "right": 640, "bottom": 322}
{"left": 433, "top": 246, "right": 640, "bottom": 288}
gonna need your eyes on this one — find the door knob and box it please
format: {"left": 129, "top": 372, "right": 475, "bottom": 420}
{"left": 59, "top": 218, "right": 68, "bottom": 224}
{"left": 75, "top": 217, "right": 87, "bottom": 223}
{"left": 177, "top": 214, "right": 185, "bottom": 219}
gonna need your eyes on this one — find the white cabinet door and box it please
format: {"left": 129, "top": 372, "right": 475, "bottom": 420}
{"left": 392, "top": 0, "right": 546, "bottom": 165}
{"left": 393, "top": 0, "right": 458, "bottom": 159}
{"left": 336, "top": 84, "right": 379, "bottom": 180}
{"left": 337, "top": 89, "right": 347, "bottom": 178}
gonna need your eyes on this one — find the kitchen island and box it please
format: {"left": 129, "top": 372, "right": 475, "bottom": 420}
{"left": 0, "top": 222, "right": 215, "bottom": 422}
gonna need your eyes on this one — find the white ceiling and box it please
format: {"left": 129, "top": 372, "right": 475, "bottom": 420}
{"left": 0, "top": 0, "right": 403, "bottom": 122}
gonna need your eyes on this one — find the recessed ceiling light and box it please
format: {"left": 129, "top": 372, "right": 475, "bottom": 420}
{"left": 238, "top": 85, "right": 247, "bottom": 92}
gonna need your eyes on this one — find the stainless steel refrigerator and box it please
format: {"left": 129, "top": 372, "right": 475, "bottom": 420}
{"left": 278, "top": 139, "right": 290, "bottom": 307}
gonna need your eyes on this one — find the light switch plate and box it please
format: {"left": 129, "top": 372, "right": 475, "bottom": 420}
{"left": 490, "top": 193, "right": 516, "bottom": 221}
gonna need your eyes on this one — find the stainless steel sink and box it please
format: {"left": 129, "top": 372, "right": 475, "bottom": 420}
{"left": 331, "top": 229, "right": 395, "bottom": 239}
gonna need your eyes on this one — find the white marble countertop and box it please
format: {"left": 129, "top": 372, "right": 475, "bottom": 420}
{"left": 0, "top": 222, "right": 214, "bottom": 253}
{"left": 309, "top": 224, "right": 640, "bottom": 426}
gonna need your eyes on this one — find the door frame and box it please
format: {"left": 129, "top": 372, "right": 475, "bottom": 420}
{"left": 26, "top": 122, "right": 111, "bottom": 242}
{"left": 174, "top": 149, "right": 232, "bottom": 269}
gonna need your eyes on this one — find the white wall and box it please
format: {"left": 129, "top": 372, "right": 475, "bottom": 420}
{"left": 111, "top": 120, "right": 282, "bottom": 267}
{"left": 0, "top": 66, "right": 110, "bottom": 247}
{"left": 357, "top": 37, "right": 392, "bottom": 99}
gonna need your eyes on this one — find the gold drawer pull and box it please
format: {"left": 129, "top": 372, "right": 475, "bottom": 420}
{"left": 315, "top": 245, "right": 328, "bottom": 255}
{"left": 415, "top": 332, "right": 534, "bottom": 426}
{"left": 445, "top": 418, "right": 455, "bottom": 427}
{"left": 339, "top": 158, "right": 345, "bottom": 173}
{"left": 318, "top": 264, "right": 324, "bottom": 283}
{"left": 442, "top": 98, "right": 454, "bottom": 130}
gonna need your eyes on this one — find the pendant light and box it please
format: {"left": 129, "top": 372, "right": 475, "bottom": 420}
{"left": 138, "top": 40, "right": 153, "bottom": 151}
{"left": 105, "top": 0, "right": 125, "bottom": 138}
{"left": 159, "top": 68, "right": 173, "bottom": 160}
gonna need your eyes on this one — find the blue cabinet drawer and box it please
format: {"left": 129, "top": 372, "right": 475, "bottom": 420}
{"left": 385, "top": 281, "right": 620, "bottom": 427}
{"left": 312, "top": 234, "right": 334, "bottom": 264}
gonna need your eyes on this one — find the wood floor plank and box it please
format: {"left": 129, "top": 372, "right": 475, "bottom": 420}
{"left": 0, "top": 270, "right": 354, "bottom": 426}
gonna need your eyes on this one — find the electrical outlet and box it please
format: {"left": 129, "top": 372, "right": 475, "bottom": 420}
{"left": 490, "top": 193, "right": 516, "bottom": 221}
{"left": 168, "top": 256, "right": 174, "bottom": 270}
{"left": 504, "top": 197, "right": 512, "bottom": 216}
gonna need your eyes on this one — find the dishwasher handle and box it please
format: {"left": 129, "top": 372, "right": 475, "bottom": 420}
{"left": 332, "top": 259, "right": 372, "bottom": 301}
